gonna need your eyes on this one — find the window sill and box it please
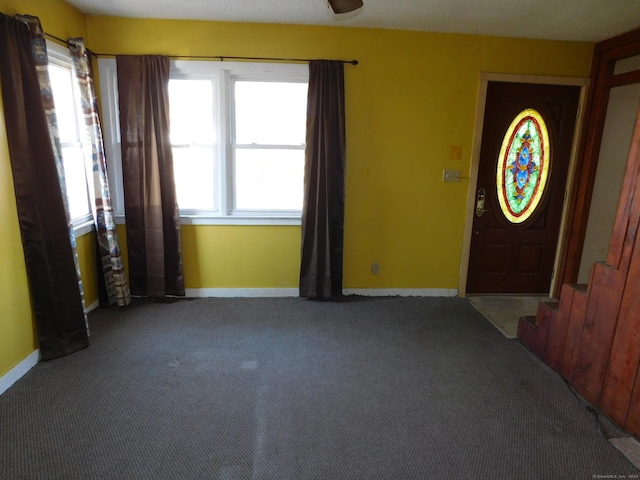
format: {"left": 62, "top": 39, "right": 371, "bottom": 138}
{"left": 73, "top": 217, "right": 96, "bottom": 237}
{"left": 114, "top": 215, "right": 301, "bottom": 226}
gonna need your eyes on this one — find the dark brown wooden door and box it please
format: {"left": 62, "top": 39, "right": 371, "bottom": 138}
{"left": 466, "top": 82, "right": 580, "bottom": 294}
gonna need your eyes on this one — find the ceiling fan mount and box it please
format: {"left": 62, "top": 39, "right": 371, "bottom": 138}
{"left": 328, "top": 0, "right": 364, "bottom": 14}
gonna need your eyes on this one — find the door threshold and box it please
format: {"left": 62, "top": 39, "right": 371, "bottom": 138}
{"left": 468, "top": 295, "right": 552, "bottom": 339}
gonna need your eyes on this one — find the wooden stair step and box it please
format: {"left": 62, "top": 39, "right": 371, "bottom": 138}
{"left": 572, "top": 262, "right": 625, "bottom": 405}
{"left": 558, "top": 284, "right": 589, "bottom": 382}
{"left": 545, "top": 285, "right": 586, "bottom": 372}
{"left": 517, "top": 301, "right": 558, "bottom": 359}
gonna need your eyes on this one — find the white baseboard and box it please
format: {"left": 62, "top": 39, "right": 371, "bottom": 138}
{"left": 0, "top": 349, "right": 39, "bottom": 396}
{"left": 343, "top": 288, "right": 458, "bottom": 297}
{"left": 185, "top": 288, "right": 458, "bottom": 298}
{"left": 186, "top": 288, "right": 299, "bottom": 298}
{"left": 85, "top": 299, "right": 99, "bottom": 313}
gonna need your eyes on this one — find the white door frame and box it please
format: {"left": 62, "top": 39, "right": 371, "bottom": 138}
{"left": 458, "top": 73, "right": 589, "bottom": 297}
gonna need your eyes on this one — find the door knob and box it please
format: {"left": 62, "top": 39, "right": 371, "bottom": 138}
{"left": 476, "top": 187, "right": 491, "bottom": 217}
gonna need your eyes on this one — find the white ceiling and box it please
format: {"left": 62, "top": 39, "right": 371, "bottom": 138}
{"left": 65, "top": 0, "right": 640, "bottom": 43}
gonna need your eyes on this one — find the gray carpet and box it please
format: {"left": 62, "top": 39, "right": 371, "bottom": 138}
{"left": 0, "top": 296, "right": 637, "bottom": 479}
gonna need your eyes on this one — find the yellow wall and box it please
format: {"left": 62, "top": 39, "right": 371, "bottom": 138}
{"left": 76, "top": 231, "right": 98, "bottom": 307}
{"left": 0, "top": 0, "right": 85, "bottom": 38}
{"left": 87, "top": 17, "right": 593, "bottom": 290}
{"left": 181, "top": 226, "right": 301, "bottom": 289}
{"left": 0, "top": 0, "right": 87, "bottom": 378}
{"left": 0, "top": 80, "right": 35, "bottom": 376}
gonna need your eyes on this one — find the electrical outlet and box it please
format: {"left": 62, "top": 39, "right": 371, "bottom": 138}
{"left": 371, "top": 262, "right": 380, "bottom": 275}
{"left": 443, "top": 169, "right": 461, "bottom": 182}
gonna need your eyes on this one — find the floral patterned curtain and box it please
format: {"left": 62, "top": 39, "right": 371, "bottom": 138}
{"left": 16, "top": 14, "right": 89, "bottom": 329}
{"left": 68, "top": 38, "right": 131, "bottom": 307}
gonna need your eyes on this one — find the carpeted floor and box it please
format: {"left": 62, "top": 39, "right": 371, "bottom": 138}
{"left": 1, "top": 296, "right": 637, "bottom": 479}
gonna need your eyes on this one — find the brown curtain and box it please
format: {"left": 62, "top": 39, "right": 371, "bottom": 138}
{"left": 0, "top": 13, "right": 89, "bottom": 359}
{"left": 299, "top": 60, "right": 346, "bottom": 299}
{"left": 116, "top": 55, "right": 184, "bottom": 297}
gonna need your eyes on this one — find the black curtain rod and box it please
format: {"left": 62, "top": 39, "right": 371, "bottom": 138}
{"left": 44, "top": 32, "right": 358, "bottom": 65}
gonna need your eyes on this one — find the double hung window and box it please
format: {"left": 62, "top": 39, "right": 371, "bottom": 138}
{"left": 47, "top": 41, "right": 94, "bottom": 234}
{"left": 99, "top": 59, "right": 309, "bottom": 225}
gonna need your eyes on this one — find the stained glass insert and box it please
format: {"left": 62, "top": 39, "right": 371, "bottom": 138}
{"left": 496, "top": 108, "right": 550, "bottom": 223}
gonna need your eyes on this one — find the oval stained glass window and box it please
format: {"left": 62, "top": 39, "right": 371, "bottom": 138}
{"left": 496, "top": 108, "right": 550, "bottom": 223}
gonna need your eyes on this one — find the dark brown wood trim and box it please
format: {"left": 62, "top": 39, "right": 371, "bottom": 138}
{"left": 605, "top": 70, "right": 640, "bottom": 88}
{"left": 554, "top": 28, "right": 640, "bottom": 296}
{"left": 594, "top": 27, "right": 640, "bottom": 54}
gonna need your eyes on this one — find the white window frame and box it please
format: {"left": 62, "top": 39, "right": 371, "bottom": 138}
{"left": 47, "top": 41, "right": 95, "bottom": 236}
{"left": 99, "top": 58, "right": 308, "bottom": 226}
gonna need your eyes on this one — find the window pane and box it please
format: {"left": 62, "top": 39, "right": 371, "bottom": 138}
{"left": 61, "top": 146, "right": 91, "bottom": 220}
{"left": 169, "top": 79, "right": 215, "bottom": 145}
{"left": 235, "top": 149, "right": 303, "bottom": 210}
{"left": 234, "top": 81, "right": 307, "bottom": 145}
{"left": 48, "top": 64, "right": 78, "bottom": 144}
{"left": 172, "top": 146, "right": 216, "bottom": 210}
{"left": 169, "top": 79, "right": 216, "bottom": 211}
